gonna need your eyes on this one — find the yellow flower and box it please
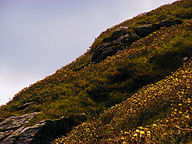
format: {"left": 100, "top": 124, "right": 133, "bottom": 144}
{"left": 185, "top": 115, "right": 190, "bottom": 119}
{"left": 136, "top": 129, "right": 140, "bottom": 133}
{"left": 133, "top": 133, "right": 138, "bottom": 137}
{"left": 147, "top": 131, "right": 151, "bottom": 137}
{"left": 153, "top": 124, "right": 157, "bottom": 127}
{"left": 178, "top": 103, "right": 182, "bottom": 106}
{"left": 140, "top": 131, "right": 145, "bottom": 135}
{"left": 139, "top": 126, "right": 143, "bottom": 129}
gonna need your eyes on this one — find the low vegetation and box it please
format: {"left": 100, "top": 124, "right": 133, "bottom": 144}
{"left": 54, "top": 58, "right": 192, "bottom": 144}
{"left": 0, "top": 0, "right": 192, "bottom": 143}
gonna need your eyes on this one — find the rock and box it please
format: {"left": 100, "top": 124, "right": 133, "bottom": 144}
{"left": 0, "top": 112, "right": 39, "bottom": 143}
{"left": 102, "top": 27, "right": 129, "bottom": 43}
{"left": 0, "top": 113, "right": 86, "bottom": 144}
{"left": 134, "top": 24, "right": 156, "bottom": 37}
{"left": 158, "top": 19, "right": 182, "bottom": 28}
{"left": 15, "top": 121, "right": 46, "bottom": 144}
{"left": 91, "top": 19, "right": 182, "bottom": 63}
{"left": 91, "top": 31, "right": 139, "bottom": 63}
{"left": 0, "top": 131, "right": 13, "bottom": 142}
{"left": 183, "top": 56, "right": 188, "bottom": 61}
{"left": 2, "top": 126, "right": 26, "bottom": 144}
{"left": 0, "top": 112, "right": 39, "bottom": 131}
{"left": 16, "top": 102, "right": 34, "bottom": 110}
{"left": 134, "top": 19, "right": 182, "bottom": 37}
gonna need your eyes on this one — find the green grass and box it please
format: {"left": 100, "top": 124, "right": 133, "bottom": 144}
{"left": 0, "top": 0, "right": 192, "bottom": 143}
{"left": 54, "top": 55, "right": 192, "bottom": 144}
{"left": 1, "top": 18, "right": 192, "bottom": 124}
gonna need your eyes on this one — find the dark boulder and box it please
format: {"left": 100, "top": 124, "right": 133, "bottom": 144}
{"left": 91, "top": 31, "right": 139, "bottom": 63}
{"left": 158, "top": 19, "right": 182, "bottom": 28}
{"left": 134, "top": 19, "right": 182, "bottom": 37}
{"left": 134, "top": 24, "right": 156, "bottom": 37}
{"left": 102, "top": 26, "right": 129, "bottom": 43}
{"left": 91, "top": 19, "right": 182, "bottom": 63}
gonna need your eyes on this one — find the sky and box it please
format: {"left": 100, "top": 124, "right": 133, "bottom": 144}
{"left": 0, "top": 0, "right": 177, "bottom": 106}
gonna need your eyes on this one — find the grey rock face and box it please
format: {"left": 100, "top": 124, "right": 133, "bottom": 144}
{"left": 0, "top": 112, "right": 39, "bottom": 143}
{"left": 91, "top": 19, "right": 182, "bottom": 63}
{"left": 0, "top": 112, "right": 38, "bottom": 131}
{"left": 0, "top": 113, "right": 86, "bottom": 144}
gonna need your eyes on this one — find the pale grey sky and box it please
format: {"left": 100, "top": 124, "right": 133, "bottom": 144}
{"left": 0, "top": 0, "right": 176, "bottom": 105}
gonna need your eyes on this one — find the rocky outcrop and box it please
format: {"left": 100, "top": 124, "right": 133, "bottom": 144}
{"left": 91, "top": 28, "right": 139, "bottom": 63}
{"left": 91, "top": 19, "right": 182, "bottom": 63}
{"left": 0, "top": 112, "right": 39, "bottom": 143}
{"left": 134, "top": 19, "right": 182, "bottom": 37}
{"left": 0, "top": 113, "right": 86, "bottom": 144}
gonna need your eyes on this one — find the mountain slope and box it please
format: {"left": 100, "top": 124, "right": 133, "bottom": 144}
{"left": 55, "top": 57, "right": 192, "bottom": 144}
{"left": 0, "top": 0, "right": 192, "bottom": 143}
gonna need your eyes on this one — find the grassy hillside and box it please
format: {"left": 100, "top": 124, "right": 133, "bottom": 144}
{"left": 90, "top": 0, "right": 192, "bottom": 52}
{"left": 55, "top": 55, "right": 192, "bottom": 144}
{"left": 0, "top": 0, "right": 192, "bottom": 143}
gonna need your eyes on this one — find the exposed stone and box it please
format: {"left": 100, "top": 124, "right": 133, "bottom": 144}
{"left": 0, "top": 112, "right": 39, "bottom": 132}
{"left": 0, "top": 113, "right": 86, "bottom": 144}
{"left": 0, "top": 112, "right": 39, "bottom": 143}
{"left": 102, "top": 27, "right": 130, "bottom": 43}
{"left": 91, "top": 19, "right": 182, "bottom": 63}
{"left": 134, "top": 24, "right": 156, "bottom": 37}
{"left": 16, "top": 102, "right": 34, "bottom": 110}
{"left": 2, "top": 126, "right": 25, "bottom": 144}
{"left": 183, "top": 56, "right": 189, "bottom": 61}
{"left": 91, "top": 31, "right": 139, "bottom": 63}
{"left": 134, "top": 19, "right": 182, "bottom": 37}
{"left": 158, "top": 19, "right": 182, "bottom": 28}
{"left": 0, "top": 130, "right": 13, "bottom": 141}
